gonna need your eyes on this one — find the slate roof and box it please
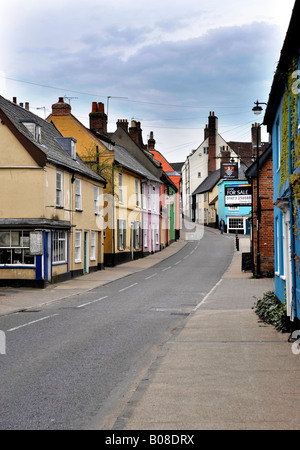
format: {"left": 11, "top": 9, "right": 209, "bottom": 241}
{"left": 245, "top": 144, "right": 272, "bottom": 178}
{"left": 171, "top": 162, "right": 184, "bottom": 173}
{"left": 192, "top": 169, "right": 221, "bottom": 195}
{"left": 112, "top": 144, "right": 162, "bottom": 184}
{"left": 0, "top": 96, "right": 106, "bottom": 184}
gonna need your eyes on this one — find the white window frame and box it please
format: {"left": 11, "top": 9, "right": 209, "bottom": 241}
{"left": 94, "top": 186, "right": 99, "bottom": 215}
{"left": 142, "top": 183, "right": 146, "bottom": 209}
{"left": 135, "top": 179, "right": 140, "bottom": 207}
{"left": 117, "top": 219, "right": 126, "bottom": 250}
{"left": 75, "top": 230, "right": 82, "bottom": 263}
{"left": 0, "top": 230, "right": 35, "bottom": 266}
{"left": 52, "top": 231, "right": 67, "bottom": 264}
{"left": 90, "top": 231, "right": 96, "bottom": 260}
{"left": 152, "top": 186, "right": 156, "bottom": 211}
{"left": 119, "top": 173, "right": 123, "bottom": 204}
{"left": 75, "top": 179, "right": 82, "bottom": 211}
{"left": 56, "top": 171, "right": 63, "bottom": 207}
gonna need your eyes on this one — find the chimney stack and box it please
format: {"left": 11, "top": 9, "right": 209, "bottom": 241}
{"left": 221, "top": 146, "right": 231, "bottom": 164}
{"left": 51, "top": 97, "right": 71, "bottom": 116}
{"left": 251, "top": 123, "right": 262, "bottom": 155}
{"left": 204, "top": 124, "right": 209, "bottom": 141}
{"left": 129, "top": 120, "right": 144, "bottom": 149}
{"left": 147, "top": 131, "right": 156, "bottom": 150}
{"left": 116, "top": 119, "right": 129, "bottom": 133}
{"left": 208, "top": 111, "right": 218, "bottom": 174}
{"left": 89, "top": 102, "right": 107, "bottom": 135}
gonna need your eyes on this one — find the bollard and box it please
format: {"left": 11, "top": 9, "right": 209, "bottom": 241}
{"left": 236, "top": 231, "right": 239, "bottom": 251}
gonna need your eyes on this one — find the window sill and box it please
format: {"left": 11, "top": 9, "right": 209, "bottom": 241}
{"left": 0, "top": 264, "right": 35, "bottom": 268}
{"left": 75, "top": 209, "right": 83, "bottom": 213}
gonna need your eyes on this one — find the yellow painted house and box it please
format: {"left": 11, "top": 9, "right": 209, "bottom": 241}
{"left": 192, "top": 169, "right": 221, "bottom": 228}
{"left": 48, "top": 99, "right": 161, "bottom": 265}
{"left": 0, "top": 96, "right": 106, "bottom": 287}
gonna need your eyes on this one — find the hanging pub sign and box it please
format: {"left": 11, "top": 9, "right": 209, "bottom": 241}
{"left": 225, "top": 184, "right": 252, "bottom": 207}
{"left": 221, "top": 162, "right": 238, "bottom": 180}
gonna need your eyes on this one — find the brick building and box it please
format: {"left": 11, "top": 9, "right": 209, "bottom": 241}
{"left": 246, "top": 143, "right": 274, "bottom": 277}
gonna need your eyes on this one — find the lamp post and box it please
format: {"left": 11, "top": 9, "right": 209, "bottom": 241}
{"left": 252, "top": 101, "right": 267, "bottom": 278}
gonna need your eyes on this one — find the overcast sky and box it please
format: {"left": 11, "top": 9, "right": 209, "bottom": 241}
{"left": 0, "top": 0, "right": 296, "bottom": 162}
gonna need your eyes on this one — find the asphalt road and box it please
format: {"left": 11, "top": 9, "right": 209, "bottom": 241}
{"left": 0, "top": 230, "right": 234, "bottom": 430}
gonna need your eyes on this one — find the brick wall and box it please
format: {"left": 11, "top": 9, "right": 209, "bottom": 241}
{"left": 251, "top": 153, "right": 274, "bottom": 276}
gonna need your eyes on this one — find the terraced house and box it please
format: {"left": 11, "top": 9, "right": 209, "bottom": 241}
{"left": 264, "top": 0, "right": 300, "bottom": 331}
{"left": 48, "top": 99, "right": 163, "bottom": 265}
{"left": 0, "top": 96, "right": 106, "bottom": 287}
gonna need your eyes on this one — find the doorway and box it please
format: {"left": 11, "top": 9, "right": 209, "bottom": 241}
{"left": 84, "top": 231, "right": 89, "bottom": 274}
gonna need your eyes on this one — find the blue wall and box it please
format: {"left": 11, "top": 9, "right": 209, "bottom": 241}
{"left": 218, "top": 180, "right": 252, "bottom": 234}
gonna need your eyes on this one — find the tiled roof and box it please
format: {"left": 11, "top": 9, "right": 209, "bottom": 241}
{"left": 113, "top": 144, "right": 161, "bottom": 183}
{"left": 0, "top": 96, "right": 106, "bottom": 184}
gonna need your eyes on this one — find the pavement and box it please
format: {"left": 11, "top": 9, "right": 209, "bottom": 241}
{"left": 0, "top": 239, "right": 188, "bottom": 317}
{"left": 1, "top": 230, "right": 300, "bottom": 430}
{"left": 111, "top": 234, "right": 300, "bottom": 431}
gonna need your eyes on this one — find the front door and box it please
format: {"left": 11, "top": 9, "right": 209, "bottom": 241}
{"left": 84, "top": 231, "right": 89, "bottom": 274}
{"left": 44, "top": 231, "right": 52, "bottom": 282}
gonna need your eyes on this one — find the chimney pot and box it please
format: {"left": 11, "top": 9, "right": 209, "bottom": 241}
{"left": 52, "top": 98, "right": 71, "bottom": 116}
{"left": 13, "top": 97, "right": 17, "bottom": 104}
{"left": 98, "top": 102, "right": 105, "bottom": 113}
{"left": 92, "top": 102, "right": 98, "bottom": 112}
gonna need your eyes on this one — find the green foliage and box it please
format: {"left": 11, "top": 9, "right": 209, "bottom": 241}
{"left": 254, "top": 291, "right": 289, "bottom": 333}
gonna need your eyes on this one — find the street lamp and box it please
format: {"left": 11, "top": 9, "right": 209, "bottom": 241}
{"left": 252, "top": 101, "right": 267, "bottom": 278}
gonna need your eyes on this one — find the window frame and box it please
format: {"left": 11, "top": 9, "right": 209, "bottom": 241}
{"left": 75, "top": 230, "right": 82, "bottom": 263}
{"left": 56, "top": 170, "right": 63, "bottom": 208}
{"left": 52, "top": 231, "right": 67, "bottom": 264}
{"left": 75, "top": 178, "right": 82, "bottom": 211}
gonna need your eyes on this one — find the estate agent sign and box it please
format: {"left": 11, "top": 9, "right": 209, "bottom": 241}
{"left": 225, "top": 184, "right": 252, "bottom": 207}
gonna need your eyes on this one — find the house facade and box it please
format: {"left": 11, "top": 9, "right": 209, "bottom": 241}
{"left": 148, "top": 131, "right": 181, "bottom": 247}
{"left": 218, "top": 166, "right": 252, "bottom": 235}
{"left": 246, "top": 144, "right": 274, "bottom": 276}
{"left": 264, "top": 0, "right": 300, "bottom": 331}
{"left": 48, "top": 99, "right": 162, "bottom": 265}
{"left": 192, "top": 170, "right": 221, "bottom": 228}
{"left": 181, "top": 112, "right": 241, "bottom": 220}
{"left": 0, "top": 96, "right": 106, "bottom": 287}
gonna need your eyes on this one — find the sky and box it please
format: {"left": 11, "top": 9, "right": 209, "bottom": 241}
{"left": 0, "top": 0, "right": 296, "bottom": 163}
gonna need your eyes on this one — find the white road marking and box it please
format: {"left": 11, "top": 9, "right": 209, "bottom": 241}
{"left": 145, "top": 273, "right": 158, "bottom": 280}
{"left": 7, "top": 314, "right": 59, "bottom": 332}
{"left": 162, "top": 266, "right": 172, "bottom": 272}
{"left": 193, "top": 279, "right": 223, "bottom": 311}
{"left": 77, "top": 296, "right": 108, "bottom": 308}
{"left": 119, "top": 283, "right": 138, "bottom": 292}
{"left": 174, "top": 260, "right": 182, "bottom": 266}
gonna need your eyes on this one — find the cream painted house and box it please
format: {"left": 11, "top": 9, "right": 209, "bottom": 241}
{"left": 47, "top": 99, "right": 162, "bottom": 266}
{"left": 0, "top": 96, "right": 106, "bottom": 287}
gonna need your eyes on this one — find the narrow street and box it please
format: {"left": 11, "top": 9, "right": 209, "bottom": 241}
{"left": 0, "top": 230, "right": 233, "bottom": 430}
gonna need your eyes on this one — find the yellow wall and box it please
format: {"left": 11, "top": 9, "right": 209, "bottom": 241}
{"left": 0, "top": 119, "right": 105, "bottom": 280}
{"left": 114, "top": 168, "right": 142, "bottom": 254}
{"left": 48, "top": 113, "right": 143, "bottom": 260}
{"left": 47, "top": 114, "right": 108, "bottom": 160}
